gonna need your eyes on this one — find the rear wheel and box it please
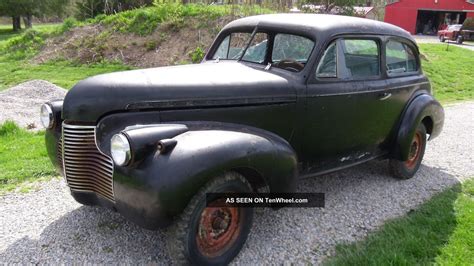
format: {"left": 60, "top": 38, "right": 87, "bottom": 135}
{"left": 389, "top": 124, "right": 427, "bottom": 180}
{"left": 457, "top": 35, "right": 464, "bottom": 44}
{"left": 439, "top": 35, "right": 445, "bottom": 42}
{"left": 166, "top": 172, "right": 254, "bottom": 265}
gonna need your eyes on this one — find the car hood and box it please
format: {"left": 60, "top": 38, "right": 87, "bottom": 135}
{"left": 62, "top": 62, "right": 292, "bottom": 123}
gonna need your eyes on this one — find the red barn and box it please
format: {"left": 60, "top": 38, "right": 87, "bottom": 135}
{"left": 385, "top": 0, "right": 474, "bottom": 34}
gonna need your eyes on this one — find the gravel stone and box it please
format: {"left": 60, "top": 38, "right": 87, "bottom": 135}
{"left": 0, "top": 93, "right": 472, "bottom": 264}
{"left": 0, "top": 80, "right": 67, "bottom": 130}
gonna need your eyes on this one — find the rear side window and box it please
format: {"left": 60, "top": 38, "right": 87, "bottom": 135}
{"left": 386, "top": 40, "right": 418, "bottom": 75}
{"left": 316, "top": 38, "right": 380, "bottom": 80}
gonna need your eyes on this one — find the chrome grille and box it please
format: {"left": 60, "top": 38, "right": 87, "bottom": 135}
{"left": 57, "top": 135, "right": 63, "bottom": 175}
{"left": 62, "top": 124, "right": 115, "bottom": 202}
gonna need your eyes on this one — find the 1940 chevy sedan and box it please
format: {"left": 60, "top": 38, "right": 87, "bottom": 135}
{"left": 41, "top": 14, "right": 444, "bottom": 264}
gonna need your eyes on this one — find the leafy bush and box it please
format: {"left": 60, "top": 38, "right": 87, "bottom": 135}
{"left": 145, "top": 40, "right": 158, "bottom": 51}
{"left": 189, "top": 46, "right": 205, "bottom": 63}
{"left": 463, "top": 18, "right": 474, "bottom": 30}
{"left": 60, "top": 17, "right": 78, "bottom": 33}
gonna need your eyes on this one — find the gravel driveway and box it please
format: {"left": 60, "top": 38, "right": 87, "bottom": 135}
{"left": 0, "top": 83, "right": 473, "bottom": 263}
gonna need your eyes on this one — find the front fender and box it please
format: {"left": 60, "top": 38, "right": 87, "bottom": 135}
{"left": 393, "top": 94, "right": 444, "bottom": 161}
{"left": 112, "top": 126, "right": 298, "bottom": 229}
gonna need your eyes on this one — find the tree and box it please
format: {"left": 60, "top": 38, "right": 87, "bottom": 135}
{"left": 0, "top": 0, "right": 22, "bottom": 31}
{"left": 301, "top": 0, "right": 367, "bottom": 14}
{"left": 0, "top": 0, "right": 70, "bottom": 31}
{"left": 75, "top": 0, "right": 153, "bottom": 20}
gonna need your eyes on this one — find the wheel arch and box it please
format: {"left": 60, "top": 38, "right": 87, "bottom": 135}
{"left": 231, "top": 166, "right": 268, "bottom": 192}
{"left": 110, "top": 123, "right": 298, "bottom": 228}
{"left": 392, "top": 93, "right": 444, "bottom": 161}
{"left": 421, "top": 116, "right": 434, "bottom": 136}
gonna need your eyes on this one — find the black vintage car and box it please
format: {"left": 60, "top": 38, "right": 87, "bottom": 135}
{"left": 41, "top": 14, "right": 444, "bottom": 265}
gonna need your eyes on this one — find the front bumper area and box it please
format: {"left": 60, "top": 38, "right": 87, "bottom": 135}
{"left": 46, "top": 122, "right": 173, "bottom": 230}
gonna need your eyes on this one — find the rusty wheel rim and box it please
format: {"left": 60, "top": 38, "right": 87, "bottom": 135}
{"left": 405, "top": 132, "right": 422, "bottom": 169}
{"left": 196, "top": 202, "right": 241, "bottom": 258}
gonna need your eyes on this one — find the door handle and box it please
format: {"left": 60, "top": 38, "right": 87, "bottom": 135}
{"left": 379, "top": 92, "right": 392, "bottom": 101}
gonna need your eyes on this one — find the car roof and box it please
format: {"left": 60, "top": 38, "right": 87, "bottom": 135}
{"left": 223, "top": 13, "right": 414, "bottom": 43}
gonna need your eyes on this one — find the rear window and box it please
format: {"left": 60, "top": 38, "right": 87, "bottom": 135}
{"left": 386, "top": 40, "right": 418, "bottom": 75}
{"left": 448, "top": 25, "right": 462, "bottom": 31}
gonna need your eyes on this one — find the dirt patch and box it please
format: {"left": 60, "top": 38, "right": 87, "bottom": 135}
{"left": 34, "top": 17, "right": 233, "bottom": 68}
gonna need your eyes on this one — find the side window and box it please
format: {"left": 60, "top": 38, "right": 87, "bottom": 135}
{"left": 212, "top": 32, "right": 253, "bottom": 60}
{"left": 242, "top": 32, "right": 268, "bottom": 64}
{"left": 316, "top": 42, "right": 337, "bottom": 78}
{"left": 340, "top": 39, "right": 380, "bottom": 78}
{"left": 316, "top": 39, "right": 380, "bottom": 79}
{"left": 386, "top": 40, "right": 418, "bottom": 75}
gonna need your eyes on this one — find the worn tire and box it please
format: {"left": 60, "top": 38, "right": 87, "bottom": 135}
{"left": 389, "top": 124, "right": 427, "bottom": 180}
{"left": 166, "top": 172, "right": 254, "bottom": 265}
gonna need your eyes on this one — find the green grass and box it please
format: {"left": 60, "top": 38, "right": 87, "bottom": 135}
{"left": 0, "top": 23, "right": 60, "bottom": 43}
{"left": 92, "top": 3, "right": 273, "bottom": 36}
{"left": 0, "top": 59, "right": 132, "bottom": 91}
{"left": 324, "top": 178, "right": 474, "bottom": 265}
{"left": 0, "top": 22, "right": 132, "bottom": 90}
{"left": 0, "top": 23, "right": 65, "bottom": 60}
{"left": 0, "top": 121, "right": 57, "bottom": 193}
{"left": 420, "top": 44, "right": 474, "bottom": 103}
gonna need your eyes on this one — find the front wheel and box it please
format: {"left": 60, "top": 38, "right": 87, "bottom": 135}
{"left": 457, "top": 36, "right": 463, "bottom": 44}
{"left": 389, "top": 124, "right": 427, "bottom": 180}
{"left": 166, "top": 172, "right": 254, "bottom": 265}
{"left": 439, "top": 35, "right": 445, "bottom": 42}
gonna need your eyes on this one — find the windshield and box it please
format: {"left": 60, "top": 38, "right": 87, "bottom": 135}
{"left": 449, "top": 25, "right": 462, "bottom": 31}
{"left": 211, "top": 30, "right": 315, "bottom": 72}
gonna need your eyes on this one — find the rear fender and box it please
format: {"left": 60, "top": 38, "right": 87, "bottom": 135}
{"left": 393, "top": 94, "right": 444, "bottom": 161}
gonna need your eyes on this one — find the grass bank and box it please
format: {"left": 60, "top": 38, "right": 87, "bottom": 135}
{"left": 0, "top": 121, "right": 57, "bottom": 193}
{"left": 0, "top": 23, "right": 132, "bottom": 91}
{"left": 325, "top": 178, "right": 474, "bottom": 265}
{"left": 420, "top": 44, "right": 474, "bottom": 103}
{"left": 0, "top": 4, "right": 273, "bottom": 90}
{"left": 91, "top": 3, "right": 273, "bottom": 36}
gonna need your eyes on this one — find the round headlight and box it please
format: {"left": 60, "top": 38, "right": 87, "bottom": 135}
{"left": 111, "top": 133, "right": 131, "bottom": 166}
{"left": 40, "top": 104, "right": 54, "bottom": 129}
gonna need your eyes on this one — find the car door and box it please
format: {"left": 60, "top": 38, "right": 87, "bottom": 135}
{"left": 302, "top": 37, "right": 387, "bottom": 174}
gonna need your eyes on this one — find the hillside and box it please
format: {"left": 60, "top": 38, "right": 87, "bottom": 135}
{"left": 34, "top": 16, "right": 232, "bottom": 67}
{"left": 6, "top": 4, "right": 272, "bottom": 67}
